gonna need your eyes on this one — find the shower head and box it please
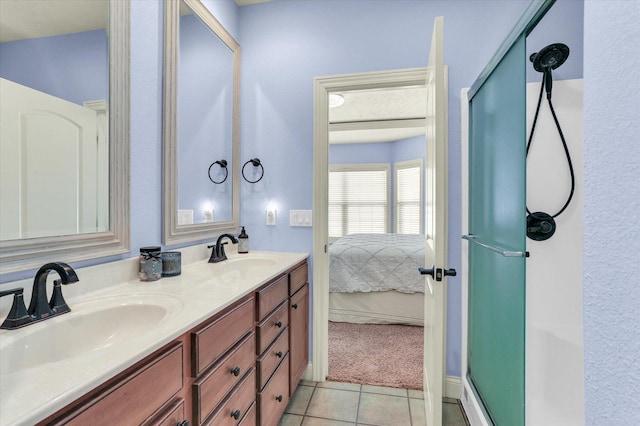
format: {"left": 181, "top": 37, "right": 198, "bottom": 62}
{"left": 530, "top": 43, "right": 570, "bottom": 100}
{"left": 529, "top": 43, "right": 570, "bottom": 72}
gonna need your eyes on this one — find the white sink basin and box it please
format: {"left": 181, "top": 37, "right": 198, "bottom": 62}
{"left": 213, "top": 254, "right": 279, "bottom": 279}
{"left": 223, "top": 257, "right": 277, "bottom": 270}
{"left": 0, "top": 294, "right": 182, "bottom": 375}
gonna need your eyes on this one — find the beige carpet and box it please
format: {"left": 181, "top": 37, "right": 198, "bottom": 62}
{"left": 327, "top": 321, "right": 424, "bottom": 390}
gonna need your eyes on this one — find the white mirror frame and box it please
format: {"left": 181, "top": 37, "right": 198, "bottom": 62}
{"left": 0, "top": 0, "right": 130, "bottom": 274}
{"left": 163, "top": 0, "right": 240, "bottom": 245}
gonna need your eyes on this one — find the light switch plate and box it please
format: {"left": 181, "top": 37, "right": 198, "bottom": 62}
{"left": 290, "top": 210, "right": 312, "bottom": 227}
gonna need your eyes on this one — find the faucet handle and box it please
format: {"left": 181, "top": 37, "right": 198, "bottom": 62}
{"left": 0, "top": 288, "right": 33, "bottom": 330}
{"left": 49, "top": 279, "right": 71, "bottom": 315}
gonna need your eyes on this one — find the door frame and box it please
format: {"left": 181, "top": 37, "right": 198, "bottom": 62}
{"left": 311, "top": 67, "right": 433, "bottom": 383}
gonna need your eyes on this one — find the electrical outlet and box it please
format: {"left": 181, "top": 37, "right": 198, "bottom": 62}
{"left": 266, "top": 209, "right": 277, "bottom": 225}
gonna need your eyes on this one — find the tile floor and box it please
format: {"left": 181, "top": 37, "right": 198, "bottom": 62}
{"left": 279, "top": 380, "right": 469, "bottom": 426}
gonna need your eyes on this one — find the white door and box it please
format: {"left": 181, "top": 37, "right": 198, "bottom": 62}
{"left": 421, "top": 16, "right": 451, "bottom": 426}
{"left": 0, "top": 78, "right": 100, "bottom": 240}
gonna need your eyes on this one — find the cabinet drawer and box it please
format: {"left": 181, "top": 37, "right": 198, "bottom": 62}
{"left": 256, "top": 301, "right": 288, "bottom": 355}
{"left": 194, "top": 333, "right": 256, "bottom": 425}
{"left": 289, "top": 262, "right": 308, "bottom": 295}
{"left": 192, "top": 297, "right": 255, "bottom": 376}
{"left": 204, "top": 369, "right": 256, "bottom": 426}
{"left": 256, "top": 327, "right": 289, "bottom": 390}
{"left": 238, "top": 401, "right": 256, "bottom": 426}
{"left": 61, "top": 343, "right": 183, "bottom": 426}
{"left": 256, "top": 274, "right": 288, "bottom": 319}
{"left": 144, "top": 399, "right": 185, "bottom": 426}
{"left": 258, "top": 354, "right": 290, "bottom": 426}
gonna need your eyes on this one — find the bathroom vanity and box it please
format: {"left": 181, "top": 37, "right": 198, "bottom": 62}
{"left": 0, "top": 250, "right": 308, "bottom": 426}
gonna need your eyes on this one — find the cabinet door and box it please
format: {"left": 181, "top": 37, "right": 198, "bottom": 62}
{"left": 289, "top": 283, "right": 309, "bottom": 395}
{"left": 49, "top": 343, "right": 184, "bottom": 426}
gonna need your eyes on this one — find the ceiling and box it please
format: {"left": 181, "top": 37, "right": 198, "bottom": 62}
{"left": 235, "top": 0, "right": 272, "bottom": 6}
{"left": 0, "top": 0, "right": 108, "bottom": 43}
{"left": 329, "top": 86, "right": 427, "bottom": 144}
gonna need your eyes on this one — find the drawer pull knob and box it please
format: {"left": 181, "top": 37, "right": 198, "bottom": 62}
{"left": 231, "top": 409, "right": 241, "bottom": 420}
{"left": 276, "top": 395, "right": 283, "bottom": 402}
{"left": 178, "top": 421, "right": 189, "bottom": 426}
{"left": 275, "top": 321, "right": 283, "bottom": 328}
{"left": 275, "top": 351, "right": 283, "bottom": 358}
{"left": 292, "top": 303, "right": 298, "bottom": 309}
{"left": 230, "top": 366, "right": 241, "bottom": 376}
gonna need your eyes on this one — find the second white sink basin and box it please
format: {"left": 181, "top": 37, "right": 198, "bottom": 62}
{"left": 0, "top": 294, "right": 183, "bottom": 375}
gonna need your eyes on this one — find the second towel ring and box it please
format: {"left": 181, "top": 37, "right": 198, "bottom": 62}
{"left": 242, "top": 158, "right": 264, "bottom": 183}
{"left": 208, "top": 159, "right": 228, "bottom": 184}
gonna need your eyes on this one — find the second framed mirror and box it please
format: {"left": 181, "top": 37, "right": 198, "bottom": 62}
{"left": 163, "top": 0, "right": 240, "bottom": 245}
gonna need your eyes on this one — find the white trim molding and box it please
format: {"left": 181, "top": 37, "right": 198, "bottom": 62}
{"left": 313, "top": 68, "right": 430, "bottom": 383}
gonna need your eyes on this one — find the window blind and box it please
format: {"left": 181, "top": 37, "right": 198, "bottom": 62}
{"left": 329, "top": 165, "right": 389, "bottom": 239}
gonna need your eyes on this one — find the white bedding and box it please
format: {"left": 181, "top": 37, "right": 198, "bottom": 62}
{"left": 329, "top": 291, "right": 424, "bottom": 326}
{"left": 329, "top": 233, "right": 425, "bottom": 294}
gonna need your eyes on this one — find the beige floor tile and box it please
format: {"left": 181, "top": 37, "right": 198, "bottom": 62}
{"left": 408, "top": 389, "right": 424, "bottom": 399}
{"left": 305, "top": 388, "right": 360, "bottom": 423}
{"left": 361, "top": 384, "right": 408, "bottom": 397}
{"left": 285, "top": 385, "right": 315, "bottom": 415}
{"left": 279, "top": 413, "right": 304, "bottom": 426}
{"left": 409, "top": 397, "right": 427, "bottom": 426}
{"left": 301, "top": 417, "right": 356, "bottom": 426}
{"left": 316, "top": 381, "right": 361, "bottom": 392}
{"left": 357, "top": 392, "right": 411, "bottom": 426}
{"left": 300, "top": 379, "right": 317, "bottom": 387}
{"left": 443, "top": 401, "right": 468, "bottom": 426}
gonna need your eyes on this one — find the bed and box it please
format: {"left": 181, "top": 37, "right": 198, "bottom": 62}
{"left": 329, "top": 233, "right": 425, "bottom": 326}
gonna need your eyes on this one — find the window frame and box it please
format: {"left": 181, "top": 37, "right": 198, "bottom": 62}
{"left": 394, "top": 158, "right": 424, "bottom": 234}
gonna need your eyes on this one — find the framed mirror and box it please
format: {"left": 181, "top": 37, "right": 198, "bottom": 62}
{"left": 163, "top": 0, "right": 240, "bottom": 245}
{"left": 0, "top": 0, "right": 129, "bottom": 274}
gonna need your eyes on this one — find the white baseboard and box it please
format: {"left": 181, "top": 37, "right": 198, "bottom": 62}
{"left": 302, "top": 362, "right": 314, "bottom": 381}
{"left": 445, "top": 375, "right": 462, "bottom": 399}
{"left": 461, "top": 377, "right": 490, "bottom": 426}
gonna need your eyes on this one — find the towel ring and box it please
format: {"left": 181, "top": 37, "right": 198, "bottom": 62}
{"left": 208, "top": 159, "right": 228, "bottom": 184}
{"left": 242, "top": 158, "right": 264, "bottom": 183}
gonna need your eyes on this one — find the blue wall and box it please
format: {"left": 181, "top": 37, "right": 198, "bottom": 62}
{"left": 0, "top": 29, "right": 108, "bottom": 104}
{"left": 238, "top": 0, "right": 534, "bottom": 377}
{"left": 583, "top": 0, "right": 640, "bottom": 422}
{"left": 1, "top": 0, "right": 603, "bottom": 390}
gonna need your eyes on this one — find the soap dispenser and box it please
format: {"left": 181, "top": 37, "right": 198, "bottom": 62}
{"left": 238, "top": 226, "right": 249, "bottom": 254}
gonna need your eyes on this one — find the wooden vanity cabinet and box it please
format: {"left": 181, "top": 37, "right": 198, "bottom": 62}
{"left": 38, "top": 339, "right": 188, "bottom": 426}
{"left": 36, "top": 259, "right": 309, "bottom": 426}
{"left": 288, "top": 263, "right": 309, "bottom": 395}
{"left": 191, "top": 296, "right": 256, "bottom": 425}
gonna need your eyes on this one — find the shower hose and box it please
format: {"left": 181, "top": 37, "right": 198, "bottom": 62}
{"left": 526, "top": 73, "right": 576, "bottom": 218}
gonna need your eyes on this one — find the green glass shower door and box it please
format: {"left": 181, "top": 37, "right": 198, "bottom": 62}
{"left": 467, "top": 35, "right": 527, "bottom": 425}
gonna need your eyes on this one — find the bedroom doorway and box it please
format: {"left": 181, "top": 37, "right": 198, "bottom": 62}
{"left": 312, "top": 67, "right": 430, "bottom": 382}
{"left": 325, "top": 83, "right": 428, "bottom": 391}
{"left": 312, "top": 21, "right": 449, "bottom": 424}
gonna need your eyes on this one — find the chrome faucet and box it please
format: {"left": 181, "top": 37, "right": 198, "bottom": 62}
{"left": 0, "top": 262, "right": 79, "bottom": 330}
{"left": 208, "top": 234, "right": 238, "bottom": 263}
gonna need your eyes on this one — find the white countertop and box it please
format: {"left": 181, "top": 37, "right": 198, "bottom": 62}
{"left": 0, "top": 249, "right": 308, "bottom": 426}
